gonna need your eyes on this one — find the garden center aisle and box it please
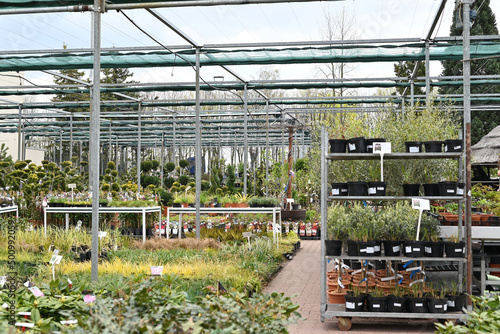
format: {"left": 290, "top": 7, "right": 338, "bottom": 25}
{"left": 264, "top": 240, "right": 436, "bottom": 333}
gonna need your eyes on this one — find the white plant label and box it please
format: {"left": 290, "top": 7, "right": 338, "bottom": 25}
{"left": 412, "top": 198, "right": 430, "bottom": 211}
{"left": 368, "top": 188, "right": 376, "bottom": 195}
{"left": 380, "top": 276, "right": 395, "bottom": 281}
{"left": 2, "top": 303, "right": 9, "bottom": 309}
{"left": 425, "top": 247, "right": 432, "bottom": 254}
{"left": 394, "top": 303, "right": 401, "bottom": 307}
{"left": 150, "top": 266, "right": 163, "bottom": 276}
{"left": 332, "top": 189, "right": 339, "bottom": 196}
{"left": 406, "top": 266, "right": 422, "bottom": 272}
{"left": 53, "top": 249, "right": 60, "bottom": 255}
{"left": 49, "top": 255, "right": 63, "bottom": 265}
{"left": 348, "top": 143, "right": 356, "bottom": 151}
{"left": 98, "top": 231, "right": 107, "bottom": 238}
{"left": 415, "top": 303, "right": 423, "bottom": 307}
{"left": 373, "top": 142, "right": 392, "bottom": 154}
{"left": 345, "top": 302, "right": 355, "bottom": 309}
{"left": 28, "top": 287, "right": 44, "bottom": 297}
{"left": 393, "top": 246, "right": 400, "bottom": 252}
{"left": 338, "top": 277, "right": 345, "bottom": 289}
{"left": 409, "top": 147, "right": 419, "bottom": 153}
{"left": 448, "top": 300, "right": 455, "bottom": 307}
{"left": 435, "top": 304, "right": 442, "bottom": 309}
{"left": 0, "top": 276, "right": 5, "bottom": 287}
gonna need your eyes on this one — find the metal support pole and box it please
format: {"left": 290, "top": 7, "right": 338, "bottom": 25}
{"left": 243, "top": 83, "right": 248, "bottom": 195}
{"left": 195, "top": 47, "right": 201, "bottom": 239}
{"left": 160, "top": 131, "right": 164, "bottom": 186}
{"left": 90, "top": 0, "right": 102, "bottom": 283}
{"left": 69, "top": 114, "right": 73, "bottom": 161}
{"left": 17, "top": 104, "right": 22, "bottom": 161}
{"left": 410, "top": 81, "right": 415, "bottom": 107}
{"left": 320, "top": 125, "right": 327, "bottom": 322}
{"left": 108, "top": 122, "right": 112, "bottom": 163}
{"left": 59, "top": 131, "right": 63, "bottom": 165}
{"left": 173, "top": 115, "right": 176, "bottom": 177}
{"left": 137, "top": 103, "right": 142, "bottom": 195}
{"left": 265, "top": 102, "right": 269, "bottom": 196}
{"left": 463, "top": 0, "right": 473, "bottom": 307}
{"left": 425, "top": 40, "right": 431, "bottom": 105}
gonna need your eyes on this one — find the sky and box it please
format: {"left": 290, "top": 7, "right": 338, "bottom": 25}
{"left": 1, "top": 0, "right": 499, "bottom": 99}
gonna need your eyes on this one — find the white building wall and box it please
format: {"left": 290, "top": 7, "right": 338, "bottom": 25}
{"left": 0, "top": 71, "right": 46, "bottom": 163}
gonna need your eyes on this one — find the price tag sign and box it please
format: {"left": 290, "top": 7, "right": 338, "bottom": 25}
{"left": 412, "top": 198, "right": 430, "bottom": 211}
{"left": 373, "top": 142, "right": 392, "bottom": 154}
{"left": 83, "top": 294, "right": 96, "bottom": 303}
{"left": 49, "top": 255, "right": 63, "bottom": 265}
{"left": 68, "top": 184, "right": 76, "bottom": 189}
{"left": 98, "top": 231, "right": 107, "bottom": 238}
{"left": 150, "top": 266, "right": 164, "bottom": 276}
{"left": 28, "top": 287, "right": 44, "bottom": 298}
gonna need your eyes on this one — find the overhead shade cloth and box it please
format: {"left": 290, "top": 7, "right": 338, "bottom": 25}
{"left": 0, "top": 42, "right": 499, "bottom": 72}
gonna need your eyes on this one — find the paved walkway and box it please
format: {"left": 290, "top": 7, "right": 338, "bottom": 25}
{"left": 264, "top": 240, "right": 438, "bottom": 333}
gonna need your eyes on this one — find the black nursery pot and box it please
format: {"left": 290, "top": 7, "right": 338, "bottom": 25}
{"left": 424, "top": 141, "right": 443, "bottom": 152}
{"left": 424, "top": 241, "right": 444, "bottom": 257}
{"left": 445, "top": 241, "right": 466, "bottom": 258}
{"left": 358, "top": 241, "right": 375, "bottom": 257}
{"left": 346, "top": 240, "right": 359, "bottom": 256}
{"left": 365, "top": 138, "right": 386, "bottom": 153}
{"left": 347, "top": 137, "right": 366, "bottom": 153}
{"left": 325, "top": 240, "right": 343, "bottom": 256}
{"left": 368, "top": 181, "right": 387, "bottom": 196}
{"left": 347, "top": 181, "right": 367, "bottom": 196}
{"left": 446, "top": 293, "right": 466, "bottom": 312}
{"left": 405, "top": 141, "right": 422, "bottom": 153}
{"left": 345, "top": 292, "right": 366, "bottom": 312}
{"left": 403, "top": 183, "right": 420, "bottom": 196}
{"left": 407, "top": 297, "right": 428, "bottom": 313}
{"left": 423, "top": 183, "right": 440, "bottom": 197}
{"left": 427, "top": 298, "right": 448, "bottom": 313}
{"left": 444, "top": 139, "right": 463, "bottom": 152}
{"left": 403, "top": 240, "right": 424, "bottom": 257}
{"left": 329, "top": 139, "right": 347, "bottom": 153}
{"left": 383, "top": 240, "right": 401, "bottom": 256}
{"left": 439, "top": 181, "right": 458, "bottom": 196}
{"left": 386, "top": 295, "right": 407, "bottom": 312}
{"left": 331, "top": 183, "right": 348, "bottom": 197}
{"left": 367, "top": 295, "right": 387, "bottom": 312}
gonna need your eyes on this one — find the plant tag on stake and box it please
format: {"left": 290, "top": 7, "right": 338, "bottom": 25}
{"left": 28, "top": 287, "right": 44, "bottom": 298}
{"left": 337, "top": 277, "right": 345, "bottom": 289}
{"left": 49, "top": 255, "right": 63, "bottom": 265}
{"left": 150, "top": 266, "right": 163, "bottom": 276}
{"left": 412, "top": 198, "right": 430, "bottom": 241}
{"left": 373, "top": 142, "right": 391, "bottom": 182}
{"left": 0, "top": 276, "right": 5, "bottom": 287}
{"left": 53, "top": 249, "right": 60, "bottom": 255}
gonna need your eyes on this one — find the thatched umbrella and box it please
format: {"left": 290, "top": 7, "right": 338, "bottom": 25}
{"left": 472, "top": 125, "right": 500, "bottom": 166}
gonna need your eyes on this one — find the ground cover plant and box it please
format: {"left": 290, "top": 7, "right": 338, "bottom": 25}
{"left": 0, "top": 275, "right": 301, "bottom": 333}
{"left": 0, "top": 217, "right": 301, "bottom": 332}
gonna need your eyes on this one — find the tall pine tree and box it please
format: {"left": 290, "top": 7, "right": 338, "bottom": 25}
{"left": 393, "top": 61, "right": 426, "bottom": 97}
{"left": 440, "top": 0, "right": 500, "bottom": 144}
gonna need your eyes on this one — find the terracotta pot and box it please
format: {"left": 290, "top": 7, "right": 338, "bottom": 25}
{"left": 327, "top": 279, "right": 352, "bottom": 290}
{"left": 327, "top": 290, "right": 347, "bottom": 304}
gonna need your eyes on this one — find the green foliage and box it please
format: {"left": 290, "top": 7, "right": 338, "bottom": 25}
{"left": 159, "top": 189, "right": 174, "bottom": 206}
{"left": 107, "top": 161, "right": 116, "bottom": 170}
{"left": 179, "top": 159, "right": 189, "bottom": 169}
{"left": 141, "top": 160, "right": 153, "bottom": 174}
{"left": 200, "top": 180, "right": 210, "bottom": 191}
{"left": 435, "top": 294, "right": 500, "bottom": 333}
{"left": 151, "top": 160, "right": 160, "bottom": 170}
{"left": 165, "top": 162, "right": 176, "bottom": 172}
{"left": 164, "top": 176, "right": 175, "bottom": 189}
{"left": 294, "top": 158, "right": 308, "bottom": 172}
{"left": 247, "top": 197, "right": 279, "bottom": 207}
{"left": 178, "top": 175, "right": 189, "bottom": 186}
{"left": 440, "top": 0, "right": 500, "bottom": 144}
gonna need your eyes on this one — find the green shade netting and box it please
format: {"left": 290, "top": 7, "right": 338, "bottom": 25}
{"left": 0, "top": 42, "right": 499, "bottom": 72}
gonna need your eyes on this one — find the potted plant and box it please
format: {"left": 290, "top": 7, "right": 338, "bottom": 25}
{"left": 444, "top": 234, "right": 466, "bottom": 258}
{"left": 424, "top": 139, "right": 443, "bottom": 152}
{"left": 445, "top": 281, "right": 467, "bottom": 312}
{"left": 325, "top": 204, "right": 349, "bottom": 256}
{"left": 386, "top": 286, "right": 407, "bottom": 313}
{"left": 367, "top": 164, "right": 386, "bottom": 196}
{"left": 407, "top": 283, "right": 428, "bottom": 313}
{"left": 366, "top": 287, "right": 387, "bottom": 312}
{"left": 344, "top": 284, "right": 366, "bottom": 312}
{"left": 422, "top": 165, "right": 440, "bottom": 196}
{"left": 426, "top": 286, "right": 447, "bottom": 313}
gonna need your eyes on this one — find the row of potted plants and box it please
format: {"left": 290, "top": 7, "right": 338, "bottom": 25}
{"left": 331, "top": 181, "right": 465, "bottom": 197}
{"left": 329, "top": 137, "right": 462, "bottom": 154}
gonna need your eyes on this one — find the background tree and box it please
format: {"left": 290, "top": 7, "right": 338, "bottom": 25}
{"left": 393, "top": 61, "right": 426, "bottom": 97}
{"left": 440, "top": 0, "right": 500, "bottom": 144}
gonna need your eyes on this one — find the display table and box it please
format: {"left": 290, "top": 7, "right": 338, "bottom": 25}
{"left": 43, "top": 206, "right": 161, "bottom": 243}
{"left": 0, "top": 205, "right": 18, "bottom": 218}
{"left": 165, "top": 207, "right": 282, "bottom": 239}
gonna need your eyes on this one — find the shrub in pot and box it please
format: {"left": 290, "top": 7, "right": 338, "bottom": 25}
{"left": 366, "top": 288, "right": 387, "bottom": 312}
{"left": 326, "top": 204, "right": 349, "bottom": 256}
{"left": 344, "top": 286, "right": 366, "bottom": 312}
{"left": 444, "top": 234, "right": 466, "bottom": 258}
{"left": 426, "top": 286, "right": 448, "bottom": 313}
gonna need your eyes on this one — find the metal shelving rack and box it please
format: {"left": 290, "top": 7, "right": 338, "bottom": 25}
{"left": 319, "top": 126, "right": 467, "bottom": 330}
